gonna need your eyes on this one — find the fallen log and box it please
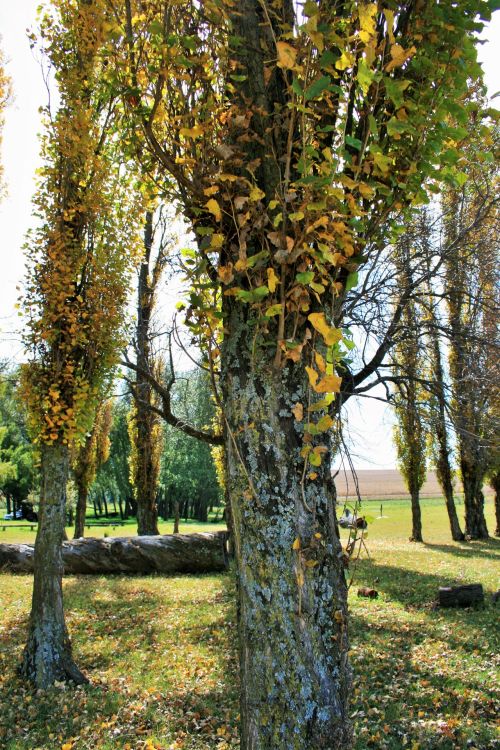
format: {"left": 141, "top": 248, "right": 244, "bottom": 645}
{"left": 438, "top": 583, "right": 484, "bottom": 607}
{"left": 0, "top": 532, "right": 230, "bottom": 575}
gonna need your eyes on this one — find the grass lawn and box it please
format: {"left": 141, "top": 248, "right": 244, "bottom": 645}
{"left": 0, "top": 518, "right": 228, "bottom": 545}
{"left": 0, "top": 498, "right": 498, "bottom": 750}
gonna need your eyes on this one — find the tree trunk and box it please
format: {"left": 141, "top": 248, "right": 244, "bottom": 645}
{"left": 489, "top": 471, "right": 500, "bottom": 537}
{"left": 173, "top": 501, "right": 180, "bottom": 534}
{"left": 0, "top": 531, "right": 229, "bottom": 575}
{"left": 20, "top": 443, "right": 86, "bottom": 688}
{"left": 409, "top": 486, "right": 423, "bottom": 542}
{"left": 426, "top": 308, "right": 464, "bottom": 541}
{"left": 221, "top": 313, "right": 352, "bottom": 749}
{"left": 73, "top": 484, "right": 87, "bottom": 539}
{"left": 461, "top": 455, "right": 489, "bottom": 539}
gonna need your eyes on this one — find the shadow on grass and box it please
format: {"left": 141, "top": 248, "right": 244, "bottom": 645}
{"left": 0, "top": 572, "right": 239, "bottom": 750}
{"left": 423, "top": 539, "right": 500, "bottom": 561}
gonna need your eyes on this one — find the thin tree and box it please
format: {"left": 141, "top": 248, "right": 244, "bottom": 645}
{"left": 109, "top": 1, "right": 493, "bottom": 745}
{"left": 128, "top": 209, "right": 170, "bottom": 535}
{"left": 72, "top": 400, "right": 112, "bottom": 538}
{"left": 443, "top": 152, "right": 498, "bottom": 540}
{"left": 393, "top": 239, "right": 426, "bottom": 542}
{"left": 20, "top": 0, "right": 142, "bottom": 687}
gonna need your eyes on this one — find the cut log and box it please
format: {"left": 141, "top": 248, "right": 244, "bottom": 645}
{"left": 438, "top": 583, "right": 484, "bottom": 607}
{"left": 0, "top": 532, "right": 230, "bottom": 575}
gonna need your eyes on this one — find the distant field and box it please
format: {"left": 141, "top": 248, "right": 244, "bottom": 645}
{"left": 334, "top": 468, "right": 493, "bottom": 500}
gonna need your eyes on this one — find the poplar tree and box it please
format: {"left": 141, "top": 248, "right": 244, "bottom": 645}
{"left": 128, "top": 209, "right": 169, "bottom": 535}
{"left": 107, "top": 1, "right": 493, "bottom": 746}
{"left": 72, "top": 400, "right": 112, "bottom": 538}
{"left": 20, "top": 0, "right": 142, "bottom": 687}
{"left": 443, "top": 151, "right": 498, "bottom": 540}
{"left": 393, "top": 240, "right": 426, "bottom": 542}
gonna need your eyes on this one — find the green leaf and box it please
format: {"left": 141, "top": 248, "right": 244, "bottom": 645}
{"left": 264, "top": 304, "right": 283, "bottom": 317}
{"left": 296, "top": 271, "right": 315, "bottom": 284}
{"left": 304, "top": 75, "right": 332, "bottom": 101}
{"left": 345, "top": 135, "right": 363, "bottom": 150}
{"left": 357, "top": 58, "right": 375, "bottom": 95}
{"left": 345, "top": 272, "right": 359, "bottom": 291}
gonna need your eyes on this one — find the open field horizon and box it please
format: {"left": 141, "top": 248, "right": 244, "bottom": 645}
{"left": 334, "top": 469, "right": 494, "bottom": 500}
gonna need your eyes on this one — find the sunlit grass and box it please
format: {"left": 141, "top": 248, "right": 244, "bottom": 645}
{"left": 0, "top": 498, "right": 498, "bottom": 749}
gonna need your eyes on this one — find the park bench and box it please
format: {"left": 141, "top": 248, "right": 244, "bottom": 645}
{"left": 1, "top": 523, "right": 37, "bottom": 532}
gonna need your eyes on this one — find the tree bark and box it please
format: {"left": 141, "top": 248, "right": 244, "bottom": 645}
{"left": 221, "top": 307, "right": 352, "bottom": 750}
{"left": 461, "top": 455, "right": 489, "bottom": 539}
{"left": 409, "top": 486, "right": 423, "bottom": 543}
{"left": 132, "top": 211, "right": 161, "bottom": 536}
{"left": 20, "top": 443, "right": 87, "bottom": 688}
{"left": 425, "top": 297, "right": 464, "bottom": 541}
{"left": 73, "top": 484, "right": 87, "bottom": 539}
{"left": 492, "top": 472, "right": 500, "bottom": 537}
{"left": 0, "top": 531, "right": 229, "bottom": 575}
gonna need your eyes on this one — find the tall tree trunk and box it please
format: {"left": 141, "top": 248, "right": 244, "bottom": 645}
{"left": 73, "top": 484, "right": 87, "bottom": 539}
{"left": 461, "top": 454, "right": 489, "bottom": 539}
{"left": 492, "top": 472, "right": 500, "bottom": 537}
{"left": 427, "top": 313, "right": 464, "bottom": 541}
{"left": 222, "top": 312, "right": 351, "bottom": 749}
{"left": 132, "top": 211, "right": 161, "bottom": 536}
{"left": 173, "top": 501, "right": 180, "bottom": 535}
{"left": 409, "top": 485, "right": 423, "bottom": 542}
{"left": 20, "top": 443, "right": 86, "bottom": 688}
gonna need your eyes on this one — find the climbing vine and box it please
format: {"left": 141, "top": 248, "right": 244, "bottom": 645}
{"left": 21, "top": 0, "right": 144, "bottom": 447}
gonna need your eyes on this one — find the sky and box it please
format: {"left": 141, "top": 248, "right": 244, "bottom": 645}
{"left": 0, "top": 3, "right": 499, "bottom": 469}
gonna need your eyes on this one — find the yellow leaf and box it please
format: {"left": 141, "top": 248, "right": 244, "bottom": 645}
{"left": 385, "top": 43, "right": 417, "bottom": 72}
{"left": 292, "top": 403, "right": 304, "bottom": 421}
{"left": 206, "top": 198, "right": 222, "bottom": 222}
{"left": 315, "top": 374, "right": 342, "bottom": 394}
{"left": 308, "top": 312, "right": 342, "bottom": 346}
{"left": 296, "top": 570, "right": 305, "bottom": 586}
{"left": 358, "top": 182, "right": 375, "bottom": 199}
{"left": 358, "top": 3, "right": 377, "bottom": 38}
{"left": 62, "top": 743, "right": 73, "bottom": 750}
{"left": 249, "top": 185, "right": 265, "bottom": 202}
{"left": 234, "top": 257, "right": 248, "bottom": 272}
{"left": 305, "top": 365, "right": 319, "bottom": 389}
{"left": 267, "top": 267, "right": 280, "bottom": 293}
{"left": 179, "top": 124, "right": 204, "bottom": 138}
{"left": 305, "top": 559, "right": 318, "bottom": 567}
{"left": 210, "top": 233, "right": 225, "bottom": 249}
{"left": 204, "top": 185, "right": 219, "bottom": 196}
{"left": 335, "top": 50, "right": 355, "bottom": 71}
{"left": 314, "top": 351, "right": 326, "bottom": 372}
{"left": 316, "top": 414, "right": 334, "bottom": 432}
{"left": 276, "top": 41, "right": 297, "bottom": 69}
{"left": 383, "top": 8, "right": 396, "bottom": 44}
{"left": 292, "top": 537, "right": 301, "bottom": 550}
